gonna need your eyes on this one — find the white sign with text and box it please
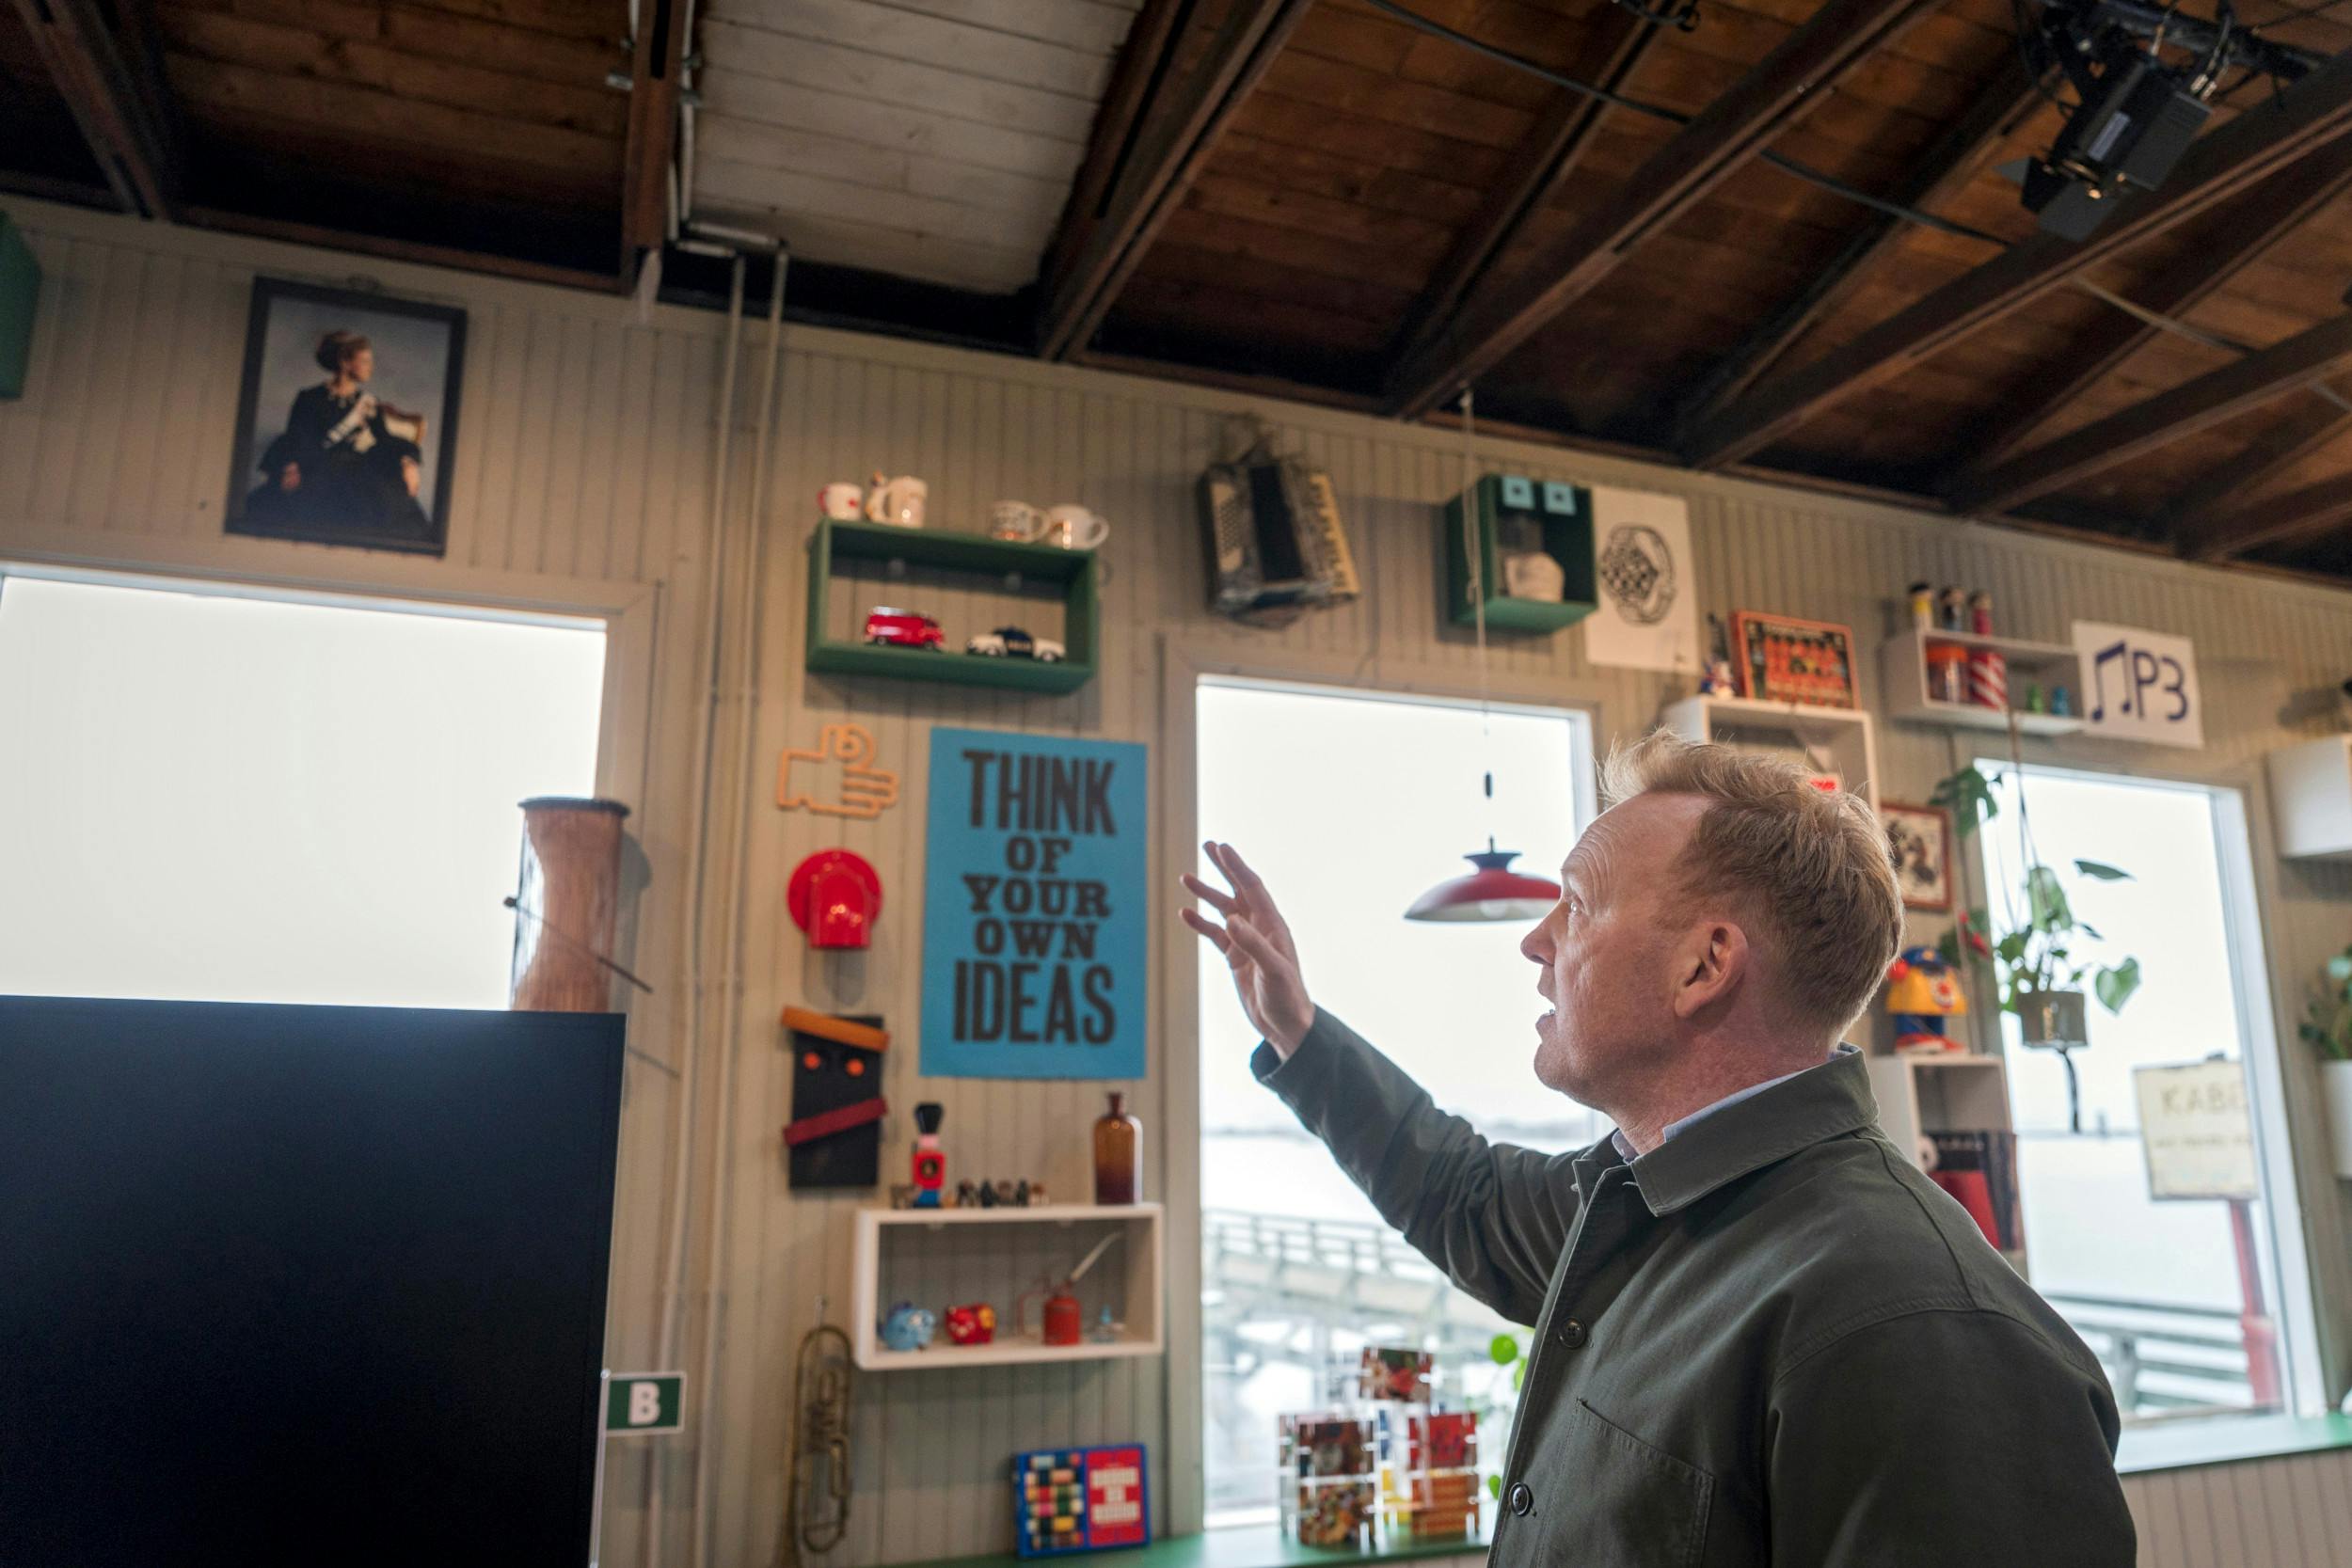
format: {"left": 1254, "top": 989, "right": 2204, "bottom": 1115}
{"left": 2134, "top": 1058, "right": 2258, "bottom": 1202}
{"left": 2073, "top": 620, "right": 2204, "bottom": 749}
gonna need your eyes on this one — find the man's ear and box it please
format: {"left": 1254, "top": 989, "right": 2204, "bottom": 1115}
{"left": 1671, "top": 920, "right": 1749, "bottom": 1021}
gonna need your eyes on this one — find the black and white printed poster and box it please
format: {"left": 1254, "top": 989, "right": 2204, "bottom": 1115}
{"left": 1583, "top": 487, "right": 1698, "bottom": 673}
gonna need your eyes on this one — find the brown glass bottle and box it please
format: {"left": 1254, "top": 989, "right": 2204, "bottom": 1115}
{"left": 1093, "top": 1091, "right": 1140, "bottom": 1205}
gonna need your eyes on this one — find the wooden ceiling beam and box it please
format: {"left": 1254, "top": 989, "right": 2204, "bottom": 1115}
{"left": 1946, "top": 311, "right": 2352, "bottom": 515}
{"left": 8, "top": 0, "right": 179, "bottom": 218}
{"left": 2169, "top": 395, "right": 2352, "bottom": 558}
{"left": 1041, "top": 0, "right": 1188, "bottom": 317}
{"left": 1379, "top": 0, "right": 1948, "bottom": 421}
{"left": 1684, "top": 48, "right": 2352, "bottom": 469}
{"left": 1964, "top": 136, "right": 2352, "bottom": 468}
{"left": 1389, "top": 9, "right": 1662, "bottom": 363}
{"left": 1037, "top": 0, "right": 1316, "bottom": 362}
{"left": 1673, "top": 59, "right": 2042, "bottom": 433}
{"left": 620, "top": 0, "right": 689, "bottom": 262}
{"left": 2176, "top": 468, "right": 2352, "bottom": 559}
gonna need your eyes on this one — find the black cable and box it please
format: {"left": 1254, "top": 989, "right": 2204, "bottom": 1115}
{"left": 1354, "top": 0, "right": 2015, "bottom": 247}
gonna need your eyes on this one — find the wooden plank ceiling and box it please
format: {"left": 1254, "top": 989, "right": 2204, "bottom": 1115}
{"left": 9, "top": 0, "right": 2352, "bottom": 578}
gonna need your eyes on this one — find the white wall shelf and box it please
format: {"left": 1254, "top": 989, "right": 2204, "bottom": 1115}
{"left": 1867, "top": 1053, "right": 2026, "bottom": 1275}
{"left": 850, "top": 1202, "right": 1164, "bottom": 1371}
{"left": 1879, "top": 629, "right": 2086, "bottom": 736}
{"left": 2266, "top": 736, "right": 2352, "bottom": 860}
{"left": 1660, "top": 694, "right": 1880, "bottom": 816}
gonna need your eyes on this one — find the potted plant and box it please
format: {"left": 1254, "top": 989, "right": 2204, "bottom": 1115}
{"left": 1932, "top": 766, "right": 2142, "bottom": 1133}
{"left": 2296, "top": 945, "right": 2352, "bottom": 1180}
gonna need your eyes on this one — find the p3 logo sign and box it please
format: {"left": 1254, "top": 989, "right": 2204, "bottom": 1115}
{"left": 2073, "top": 621, "right": 2204, "bottom": 750}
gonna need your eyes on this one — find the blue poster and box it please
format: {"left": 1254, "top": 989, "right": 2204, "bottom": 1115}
{"left": 921, "top": 728, "right": 1149, "bottom": 1079}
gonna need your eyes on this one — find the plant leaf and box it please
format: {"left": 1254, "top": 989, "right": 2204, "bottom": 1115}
{"left": 2073, "top": 859, "right": 2133, "bottom": 881}
{"left": 2077, "top": 922, "right": 2104, "bottom": 942}
{"left": 2027, "top": 865, "right": 2072, "bottom": 931}
{"left": 2095, "top": 957, "right": 2142, "bottom": 1013}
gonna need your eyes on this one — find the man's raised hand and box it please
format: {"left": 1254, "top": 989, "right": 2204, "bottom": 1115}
{"left": 1182, "top": 841, "right": 1313, "bottom": 1059}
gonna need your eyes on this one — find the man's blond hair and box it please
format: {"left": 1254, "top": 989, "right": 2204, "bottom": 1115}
{"left": 1599, "top": 729, "right": 1900, "bottom": 1038}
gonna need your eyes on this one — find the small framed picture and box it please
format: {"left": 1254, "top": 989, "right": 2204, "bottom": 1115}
{"left": 226, "top": 277, "right": 466, "bottom": 556}
{"left": 1881, "top": 802, "right": 1952, "bottom": 911}
{"left": 1728, "top": 610, "right": 1858, "bottom": 708}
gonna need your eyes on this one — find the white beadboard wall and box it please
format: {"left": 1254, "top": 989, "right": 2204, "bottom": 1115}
{"left": 5, "top": 197, "right": 2352, "bottom": 1568}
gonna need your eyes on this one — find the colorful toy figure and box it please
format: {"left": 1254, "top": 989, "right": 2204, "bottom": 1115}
{"left": 946, "top": 1303, "right": 997, "bottom": 1345}
{"left": 1885, "top": 944, "right": 1969, "bottom": 1053}
{"left": 912, "top": 1102, "right": 946, "bottom": 1208}
{"left": 880, "top": 1302, "right": 936, "bottom": 1353}
{"left": 1699, "top": 613, "right": 1738, "bottom": 696}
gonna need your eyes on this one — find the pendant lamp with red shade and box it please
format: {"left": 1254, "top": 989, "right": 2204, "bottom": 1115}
{"left": 1405, "top": 388, "right": 1563, "bottom": 925}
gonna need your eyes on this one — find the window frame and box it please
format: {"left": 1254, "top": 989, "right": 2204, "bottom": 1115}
{"left": 1158, "top": 641, "right": 1599, "bottom": 1537}
{"left": 1967, "top": 753, "right": 2330, "bottom": 1422}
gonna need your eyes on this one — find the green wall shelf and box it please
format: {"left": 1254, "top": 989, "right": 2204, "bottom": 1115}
{"left": 1442, "top": 473, "right": 1597, "bottom": 633}
{"left": 804, "top": 518, "right": 1100, "bottom": 695}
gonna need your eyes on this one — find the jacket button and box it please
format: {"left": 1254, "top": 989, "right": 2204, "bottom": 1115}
{"left": 1508, "top": 1481, "right": 1533, "bottom": 1516}
{"left": 1559, "top": 1318, "right": 1588, "bottom": 1349}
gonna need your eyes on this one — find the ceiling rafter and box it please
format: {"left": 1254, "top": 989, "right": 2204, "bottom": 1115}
{"left": 1673, "top": 57, "right": 2042, "bottom": 435}
{"left": 1683, "top": 48, "right": 2352, "bottom": 470}
{"left": 1388, "top": 8, "right": 1662, "bottom": 365}
{"left": 1378, "top": 0, "right": 1950, "bottom": 421}
{"left": 1037, "top": 0, "right": 1317, "bottom": 362}
{"left": 1947, "top": 311, "right": 2352, "bottom": 515}
{"left": 620, "top": 0, "right": 691, "bottom": 264}
{"left": 2178, "top": 467, "right": 2352, "bottom": 559}
{"left": 2169, "top": 393, "right": 2352, "bottom": 557}
{"left": 7, "top": 0, "right": 179, "bottom": 219}
{"left": 1963, "top": 137, "right": 2352, "bottom": 470}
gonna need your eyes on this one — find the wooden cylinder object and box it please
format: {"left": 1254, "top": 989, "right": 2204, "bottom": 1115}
{"left": 510, "top": 796, "right": 630, "bottom": 1012}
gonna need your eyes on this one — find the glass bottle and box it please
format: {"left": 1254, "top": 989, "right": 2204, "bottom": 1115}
{"left": 1093, "top": 1091, "right": 1140, "bottom": 1205}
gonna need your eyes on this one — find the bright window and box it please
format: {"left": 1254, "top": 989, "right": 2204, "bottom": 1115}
{"left": 1196, "top": 679, "right": 1589, "bottom": 1525}
{"left": 0, "top": 574, "right": 606, "bottom": 1008}
{"left": 1971, "top": 762, "right": 2315, "bottom": 1422}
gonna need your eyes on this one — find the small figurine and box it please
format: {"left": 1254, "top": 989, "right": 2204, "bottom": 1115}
{"left": 1028, "top": 1181, "right": 1048, "bottom": 1206}
{"left": 888, "top": 1183, "right": 916, "bottom": 1209}
{"left": 994, "top": 1179, "right": 1020, "bottom": 1207}
{"left": 1936, "top": 585, "right": 1967, "bottom": 632}
{"left": 2023, "top": 682, "right": 2046, "bottom": 714}
{"left": 1014, "top": 1179, "right": 1031, "bottom": 1207}
{"left": 955, "top": 1179, "right": 980, "bottom": 1209}
{"left": 1884, "top": 944, "right": 1968, "bottom": 1053}
{"left": 1968, "top": 589, "right": 1994, "bottom": 637}
{"left": 2051, "top": 685, "right": 2074, "bottom": 717}
{"left": 880, "top": 1301, "right": 936, "bottom": 1353}
{"left": 864, "top": 607, "right": 946, "bottom": 651}
{"left": 946, "top": 1303, "right": 998, "bottom": 1345}
{"left": 1698, "top": 613, "right": 1738, "bottom": 696}
{"left": 1089, "top": 1306, "right": 1120, "bottom": 1344}
{"left": 977, "top": 1180, "right": 998, "bottom": 1208}
{"left": 912, "top": 1102, "right": 946, "bottom": 1208}
{"left": 1906, "top": 580, "right": 1933, "bottom": 630}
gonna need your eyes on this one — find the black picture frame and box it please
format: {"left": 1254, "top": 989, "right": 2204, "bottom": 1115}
{"left": 225, "top": 277, "right": 466, "bottom": 557}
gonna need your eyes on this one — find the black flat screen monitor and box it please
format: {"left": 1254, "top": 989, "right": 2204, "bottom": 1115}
{"left": 0, "top": 997, "right": 627, "bottom": 1567}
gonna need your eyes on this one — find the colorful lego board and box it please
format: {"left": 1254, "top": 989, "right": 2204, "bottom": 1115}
{"left": 1012, "top": 1445, "right": 1150, "bottom": 1557}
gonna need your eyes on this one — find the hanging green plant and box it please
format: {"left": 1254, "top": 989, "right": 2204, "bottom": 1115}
{"left": 2296, "top": 945, "right": 2352, "bottom": 1063}
{"left": 1930, "top": 763, "right": 1999, "bottom": 838}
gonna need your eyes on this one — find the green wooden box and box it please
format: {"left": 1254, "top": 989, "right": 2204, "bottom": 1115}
{"left": 804, "top": 518, "right": 1100, "bottom": 694}
{"left": 1442, "top": 473, "right": 1597, "bottom": 633}
{"left": 0, "top": 211, "right": 40, "bottom": 401}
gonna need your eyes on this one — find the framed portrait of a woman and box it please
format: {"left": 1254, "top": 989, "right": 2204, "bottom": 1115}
{"left": 225, "top": 278, "right": 465, "bottom": 556}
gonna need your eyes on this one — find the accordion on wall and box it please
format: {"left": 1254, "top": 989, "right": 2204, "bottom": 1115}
{"left": 1197, "top": 449, "right": 1361, "bottom": 621}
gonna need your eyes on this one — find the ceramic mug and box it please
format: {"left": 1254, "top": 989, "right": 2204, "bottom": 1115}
{"left": 864, "top": 474, "right": 928, "bottom": 529}
{"left": 990, "top": 500, "right": 1049, "bottom": 543}
{"left": 1043, "top": 504, "right": 1109, "bottom": 550}
{"left": 818, "top": 482, "right": 864, "bottom": 521}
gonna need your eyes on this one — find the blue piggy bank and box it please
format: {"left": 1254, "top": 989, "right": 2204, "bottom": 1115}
{"left": 880, "top": 1302, "right": 936, "bottom": 1353}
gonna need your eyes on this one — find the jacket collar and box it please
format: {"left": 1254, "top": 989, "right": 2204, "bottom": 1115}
{"left": 1623, "top": 1044, "right": 1878, "bottom": 1217}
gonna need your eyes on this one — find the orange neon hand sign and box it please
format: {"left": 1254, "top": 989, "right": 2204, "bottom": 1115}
{"left": 777, "top": 722, "right": 901, "bottom": 819}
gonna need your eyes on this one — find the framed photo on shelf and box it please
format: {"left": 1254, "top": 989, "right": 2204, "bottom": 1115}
{"left": 1728, "top": 610, "right": 1857, "bottom": 709}
{"left": 1881, "top": 801, "right": 1952, "bottom": 911}
{"left": 225, "top": 277, "right": 466, "bottom": 556}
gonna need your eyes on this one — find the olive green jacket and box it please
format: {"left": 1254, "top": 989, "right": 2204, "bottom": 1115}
{"left": 1255, "top": 1010, "right": 2135, "bottom": 1567}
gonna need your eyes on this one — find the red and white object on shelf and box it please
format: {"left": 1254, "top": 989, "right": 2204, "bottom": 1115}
{"left": 1968, "top": 647, "right": 2009, "bottom": 712}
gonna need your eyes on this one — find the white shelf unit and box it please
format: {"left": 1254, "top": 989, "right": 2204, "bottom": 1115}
{"left": 1866, "top": 1053, "right": 2026, "bottom": 1274}
{"left": 2265, "top": 735, "right": 2352, "bottom": 859}
{"left": 850, "top": 1202, "right": 1165, "bottom": 1370}
{"left": 1660, "top": 695, "right": 1880, "bottom": 816}
{"left": 1879, "top": 628, "right": 2087, "bottom": 736}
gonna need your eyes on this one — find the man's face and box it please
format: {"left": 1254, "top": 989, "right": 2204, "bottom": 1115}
{"left": 1519, "top": 792, "right": 1705, "bottom": 1105}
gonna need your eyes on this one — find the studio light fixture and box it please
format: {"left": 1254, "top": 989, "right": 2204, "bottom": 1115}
{"left": 1405, "top": 388, "right": 1564, "bottom": 926}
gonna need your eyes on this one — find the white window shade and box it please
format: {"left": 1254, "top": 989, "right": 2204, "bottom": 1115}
{"left": 0, "top": 575, "right": 604, "bottom": 1009}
